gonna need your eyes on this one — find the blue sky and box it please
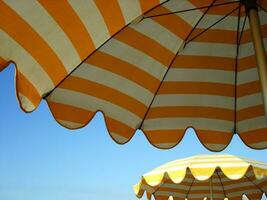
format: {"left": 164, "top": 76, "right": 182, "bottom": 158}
{"left": 0, "top": 65, "right": 267, "bottom": 200}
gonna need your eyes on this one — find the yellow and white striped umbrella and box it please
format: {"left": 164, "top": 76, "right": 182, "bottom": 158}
{"left": 134, "top": 154, "right": 267, "bottom": 200}
{"left": 1, "top": 1, "right": 267, "bottom": 151}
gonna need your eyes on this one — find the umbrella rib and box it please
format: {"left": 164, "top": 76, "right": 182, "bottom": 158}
{"left": 234, "top": 11, "right": 247, "bottom": 132}
{"left": 184, "top": 0, "right": 217, "bottom": 49}
{"left": 186, "top": 5, "right": 241, "bottom": 44}
{"left": 216, "top": 169, "right": 227, "bottom": 198}
{"left": 143, "top": 1, "right": 239, "bottom": 19}
{"left": 138, "top": 0, "right": 217, "bottom": 129}
{"left": 138, "top": 40, "right": 180, "bottom": 129}
{"left": 257, "top": 3, "right": 267, "bottom": 13}
{"left": 234, "top": 2, "right": 242, "bottom": 133}
{"left": 244, "top": 174, "right": 264, "bottom": 193}
{"left": 42, "top": 0, "right": 171, "bottom": 99}
{"left": 238, "top": 14, "right": 247, "bottom": 45}
{"left": 151, "top": 180, "right": 165, "bottom": 198}
{"left": 186, "top": 177, "right": 195, "bottom": 199}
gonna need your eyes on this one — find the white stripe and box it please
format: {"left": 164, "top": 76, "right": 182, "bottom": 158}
{"left": 163, "top": 0, "right": 202, "bottom": 29}
{"left": 237, "top": 116, "right": 267, "bottom": 132}
{"left": 160, "top": 158, "right": 248, "bottom": 169}
{"left": 148, "top": 164, "right": 249, "bottom": 177}
{"left": 100, "top": 38, "right": 167, "bottom": 80}
{"left": 143, "top": 118, "right": 233, "bottom": 132}
{"left": 57, "top": 120, "right": 84, "bottom": 129}
{"left": 165, "top": 68, "right": 235, "bottom": 84}
{"left": 18, "top": 93, "right": 35, "bottom": 112}
{"left": 68, "top": 0, "right": 110, "bottom": 47}
{"left": 239, "top": 39, "right": 267, "bottom": 58}
{"left": 204, "top": 143, "right": 227, "bottom": 151}
{"left": 5, "top": 0, "right": 81, "bottom": 73}
{"left": 181, "top": 42, "right": 236, "bottom": 58}
{"left": 237, "top": 93, "right": 263, "bottom": 110}
{"left": 197, "top": 14, "right": 239, "bottom": 31}
{"left": 249, "top": 141, "right": 267, "bottom": 149}
{"left": 160, "top": 182, "right": 261, "bottom": 192}
{"left": 110, "top": 132, "right": 129, "bottom": 144}
{"left": 227, "top": 189, "right": 263, "bottom": 198}
{"left": 237, "top": 68, "right": 259, "bottom": 85}
{"left": 48, "top": 88, "right": 141, "bottom": 129}
{"left": 151, "top": 142, "right": 178, "bottom": 149}
{"left": 0, "top": 30, "right": 54, "bottom": 94}
{"left": 156, "top": 191, "right": 223, "bottom": 198}
{"left": 118, "top": 0, "right": 142, "bottom": 23}
{"left": 73, "top": 63, "right": 154, "bottom": 105}
{"left": 242, "top": 10, "right": 267, "bottom": 31}
{"left": 145, "top": 171, "right": 257, "bottom": 186}
{"left": 131, "top": 18, "right": 183, "bottom": 53}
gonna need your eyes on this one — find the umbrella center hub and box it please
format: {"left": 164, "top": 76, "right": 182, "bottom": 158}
{"left": 240, "top": 0, "right": 258, "bottom": 12}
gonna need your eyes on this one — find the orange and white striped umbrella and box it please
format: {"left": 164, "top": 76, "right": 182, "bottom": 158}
{"left": 1, "top": 0, "right": 267, "bottom": 151}
{"left": 134, "top": 154, "right": 267, "bottom": 200}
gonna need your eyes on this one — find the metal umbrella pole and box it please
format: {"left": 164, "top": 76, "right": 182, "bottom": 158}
{"left": 244, "top": 0, "right": 267, "bottom": 119}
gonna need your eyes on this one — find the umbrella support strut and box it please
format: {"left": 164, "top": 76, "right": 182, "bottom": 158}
{"left": 246, "top": 0, "right": 267, "bottom": 120}
{"left": 210, "top": 176, "right": 213, "bottom": 200}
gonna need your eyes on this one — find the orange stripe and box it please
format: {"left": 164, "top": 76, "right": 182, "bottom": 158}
{"left": 147, "top": 6, "right": 193, "bottom": 40}
{"left": 246, "top": 193, "right": 264, "bottom": 200}
{"left": 147, "top": 106, "right": 234, "bottom": 121}
{"left": 189, "top": 0, "right": 243, "bottom": 16}
{"left": 237, "top": 81, "right": 261, "bottom": 97}
{"left": 59, "top": 76, "right": 147, "bottom": 118}
{"left": 145, "top": 129, "right": 232, "bottom": 146}
{"left": 154, "top": 195, "right": 169, "bottom": 200}
{"left": 105, "top": 117, "right": 135, "bottom": 141}
{"left": 206, "top": 2, "right": 242, "bottom": 16}
{"left": 189, "top": 29, "right": 236, "bottom": 44}
{"left": 188, "top": 0, "right": 213, "bottom": 9}
{"left": 258, "top": 179, "right": 267, "bottom": 188}
{"left": 94, "top": 0, "right": 125, "bottom": 35}
{"left": 48, "top": 102, "right": 94, "bottom": 125}
{"left": 226, "top": 185, "right": 262, "bottom": 194}
{"left": 39, "top": 0, "right": 94, "bottom": 59}
{"left": 159, "top": 187, "right": 224, "bottom": 194}
{"left": 16, "top": 71, "right": 41, "bottom": 109}
{"left": 140, "top": 0, "right": 160, "bottom": 13}
{"left": 238, "top": 55, "right": 257, "bottom": 72}
{"left": 238, "top": 128, "right": 267, "bottom": 144}
{"left": 115, "top": 27, "right": 174, "bottom": 66}
{"left": 237, "top": 105, "right": 264, "bottom": 122}
{"left": 144, "top": 130, "right": 185, "bottom": 145}
{"left": 222, "top": 174, "right": 255, "bottom": 185}
{"left": 48, "top": 102, "right": 136, "bottom": 139}
{"left": 158, "top": 82, "right": 235, "bottom": 97}
{"left": 0, "top": 57, "right": 8, "bottom": 72}
{"left": 261, "top": 1, "right": 267, "bottom": 9}
{"left": 85, "top": 51, "right": 160, "bottom": 92}
{"left": 197, "top": 130, "right": 232, "bottom": 144}
{"left": 240, "top": 24, "right": 267, "bottom": 44}
{"left": 0, "top": 2, "right": 67, "bottom": 84}
{"left": 173, "top": 55, "right": 235, "bottom": 71}
{"left": 239, "top": 52, "right": 267, "bottom": 72}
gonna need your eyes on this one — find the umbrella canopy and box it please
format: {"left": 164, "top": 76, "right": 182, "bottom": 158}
{"left": 134, "top": 154, "right": 267, "bottom": 200}
{"left": 0, "top": 0, "right": 267, "bottom": 151}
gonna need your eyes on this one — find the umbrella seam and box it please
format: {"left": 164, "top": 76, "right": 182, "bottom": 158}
{"left": 42, "top": 0, "right": 171, "bottom": 99}
{"left": 138, "top": 0, "right": 218, "bottom": 130}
